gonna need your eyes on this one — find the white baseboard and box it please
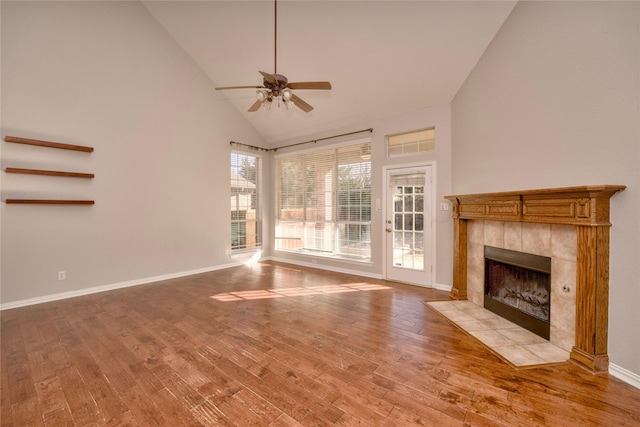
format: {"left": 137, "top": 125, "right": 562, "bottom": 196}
{"left": 609, "top": 363, "right": 640, "bottom": 389}
{"left": 265, "top": 255, "right": 383, "bottom": 280}
{"left": 0, "top": 256, "right": 385, "bottom": 310}
{"left": 267, "top": 256, "right": 453, "bottom": 293}
{"left": 0, "top": 261, "right": 243, "bottom": 311}
{"left": 434, "top": 282, "right": 452, "bottom": 292}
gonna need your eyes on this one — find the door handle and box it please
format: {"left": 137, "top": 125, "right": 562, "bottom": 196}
{"left": 386, "top": 219, "right": 392, "bottom": 224}
{"left": 386, "top": 228, "right": 393, "bottom": 233}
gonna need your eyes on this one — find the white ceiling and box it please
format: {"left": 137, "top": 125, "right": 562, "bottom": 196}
{"left": 143, "top": 1, "right": 517, "bottom": 145}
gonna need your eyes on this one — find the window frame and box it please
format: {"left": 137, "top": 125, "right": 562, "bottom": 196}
{"left": 274, "top": 139, "right": 372, "bottom": 263}
{"left": 230, "top": 150, "right": 262, "bottom": 253}
{"left": 387, "top": 127, "right": 435, "bottom": 158}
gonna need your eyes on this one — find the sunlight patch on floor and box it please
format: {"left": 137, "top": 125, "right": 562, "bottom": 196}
{"left": 211, "top": 283, "right": 393, "bottom": 302}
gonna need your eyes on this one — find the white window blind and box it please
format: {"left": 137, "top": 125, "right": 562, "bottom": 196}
{"left": 275, "top": 141, "right": 371, "bottom": 261}
{"left": 388, "top": 128, "right": 435, "bottom": 158}
{"left": 388, "top": 172, "right": 426, "bottom": 187}
{"left": 231, "top": 151, "right": 262, "bottom": 251}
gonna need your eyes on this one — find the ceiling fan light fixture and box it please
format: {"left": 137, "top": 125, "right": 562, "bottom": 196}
{"left": 285, "top": 100, "right": 294, "bottom": 110}
{"left": 256, "top": 89, "right": 269, "bottom": 102}
{"left": 282, "top": 88, "right": 293, "bottom": 101}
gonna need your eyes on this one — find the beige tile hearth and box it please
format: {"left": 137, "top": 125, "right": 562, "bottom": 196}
{"left": 426, "top": 300, "right": 569, "bottom": 368}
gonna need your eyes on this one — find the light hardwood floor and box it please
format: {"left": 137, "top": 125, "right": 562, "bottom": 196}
{"left": 2, "top": 261, "right": 639, "bottom": 426}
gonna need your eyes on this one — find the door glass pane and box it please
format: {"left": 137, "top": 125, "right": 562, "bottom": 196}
{"left": 404, "top": 214, "right": 413, "bottom": 231}
{"left": 394, "top": 195, "right": 403, "bottom": 212}
{"left": 391, "top": 183, "right": 425, "bottom": 271}
{"left": 394, "top": 214, "right": 403, "bottom": 230}
{"left": 415, "top": 214, "right": 424, "bottom": 231}
{"left": 415, "top": 194, "right": 424, "bottom": 212}
{"left": 404, "top": 194, "right": 413, "bottom": 211}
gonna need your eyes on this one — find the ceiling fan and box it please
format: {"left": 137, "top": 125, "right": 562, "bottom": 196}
{"left": 215, "top": 0, "right": 331, "bottom": 112}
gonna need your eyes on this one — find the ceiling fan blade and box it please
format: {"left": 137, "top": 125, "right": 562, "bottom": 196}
{"left": 247, "top": 100, "right": 262, "bottom": 112}
{"left": 216, "top": 85, "right": 264, "bottom": 90}
{"left": 287, "top": 82, "right": 332, "bottom": 90}
{"left": 291, "top": 94, "right": 314, "bottom": 112}
{"left": 259, "top": 71, "right": 279, "bottom": 86}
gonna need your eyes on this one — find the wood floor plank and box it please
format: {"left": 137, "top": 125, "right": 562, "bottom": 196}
{"left": 43, "top": 406, "right": 75, "bottom": 426}
{"left": 67, "top": 322, "right": 136, "bottom": 394}
{"left": 34, "top": 376, "right": 67, "bottom": 417}
{"left": 58, "top": 367, "right": 103, "bottom": 425}
{"left": 2, "top": 261, "right": 639, "bottom": 426}
{"left": 321, "top": 376, "right": 394, "bottom": 422}
{"left": 150, "top": 362, "right": 206, "bottom": 410}
{"left": 210, "top": 391, "right": 276, "bottom": 426}
{"left": 0, "top": 370, "right": 12, "bottom": 425}
{"left": 232, "top": 388, "right": 284, "bottom": 422}
{"left": 8, "top": 397, "right": 42, "bottom": 427}
{"left": 149, "top": 387, "right": 205, "bottom": 426}
{"left": 117, "top": 384, "right": 170, "bottom": 426}
{"left": 190, "top": 398, "right": 235, "bottom": 426}
{"left": 383, "top": 388, "right": 465, "bottom": 427}
{"left": 269, "top": 412, "right": 304, "bottom": 427}
{"left": 214, "top": 357, "right": 315, "bottom": 422}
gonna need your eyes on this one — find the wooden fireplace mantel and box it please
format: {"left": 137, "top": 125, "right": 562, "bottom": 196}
{"left": 444, "top": 185, "right": 625, "bottom": 373}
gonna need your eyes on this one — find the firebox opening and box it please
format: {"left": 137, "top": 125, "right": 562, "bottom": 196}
{"left": 484, "top": 246, "right": 551, "bottom": 340}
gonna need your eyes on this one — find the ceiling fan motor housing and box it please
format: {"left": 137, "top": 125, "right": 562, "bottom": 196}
{"left": 263, "top": 73, "right": 289, "bottom": 96}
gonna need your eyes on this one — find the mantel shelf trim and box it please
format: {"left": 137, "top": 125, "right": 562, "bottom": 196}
{"left": 445, "top": 185, "right": 625, "bottom": 226}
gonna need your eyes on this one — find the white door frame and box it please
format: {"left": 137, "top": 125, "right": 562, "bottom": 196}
{"left": 382, "top": 162, "right": 436, "bottom": 287}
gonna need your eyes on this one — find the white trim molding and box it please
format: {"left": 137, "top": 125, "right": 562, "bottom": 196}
{"left": 266, "top": 256, "right": 383, "bottom": 280}
{"left": 609, "top": 363, "right": 640, "bottom": 390}
{"left": 0, "top": 262, "right": 243, "bottom": 311}
{"left": 433, "top": 282, "right": 453, "bottom": 292}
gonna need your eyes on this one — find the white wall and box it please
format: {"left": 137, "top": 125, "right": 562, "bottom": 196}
{"left": 452, "top": 1, "right": 640, "bottom": 377}
{"left": 269, "top": 104, "right": 453, "bottom": 289}
{"left": 1, "top": 1, "right": 267, "bottom": 304}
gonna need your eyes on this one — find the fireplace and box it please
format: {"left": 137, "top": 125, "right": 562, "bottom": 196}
{"left": 484, "top": 246, "right": 551, "bottom": 339}
{"left": 444, "top": 185, "right": 625, "bottom": 373}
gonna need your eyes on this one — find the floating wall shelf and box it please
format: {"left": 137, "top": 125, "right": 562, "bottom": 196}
{"left": 4, "top": 135, "right": 94, "bottom": 152}
{"left": 5, "top": 167, "right": 94, "bottom": 179}
{"left": 5, "top": 199, "right": 94, "bottom": 205}
{"left": 3, "top": 135, "right": 95, "bottom": 204}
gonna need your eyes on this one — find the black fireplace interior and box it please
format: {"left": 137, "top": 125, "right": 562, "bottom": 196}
{"left": 484, "top": 246, "right": 551, "bottom": 339}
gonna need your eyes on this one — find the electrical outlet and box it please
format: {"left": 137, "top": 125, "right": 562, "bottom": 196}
{"left": 58, "top": 271, "right": 66, "bottom": 280}
{"left": 440, "top": 202, "right": 450, "bottom": 211}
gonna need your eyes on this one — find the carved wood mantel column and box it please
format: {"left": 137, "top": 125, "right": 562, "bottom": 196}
{"left": 444, "top": 185, "right": 625, "bottom": 373}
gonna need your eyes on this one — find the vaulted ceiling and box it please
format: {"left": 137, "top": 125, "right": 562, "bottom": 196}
{"left": 143, "top": 1, "right": 517, "bottom": 145}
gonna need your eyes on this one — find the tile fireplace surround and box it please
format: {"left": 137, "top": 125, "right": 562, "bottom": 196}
{"left": 444, "top": 186, "right": 625, "bottom": 373}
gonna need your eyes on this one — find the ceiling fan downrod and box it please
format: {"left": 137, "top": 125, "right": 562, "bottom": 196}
{"left": 274, "top": 0, "right": 277, "bottom": 75}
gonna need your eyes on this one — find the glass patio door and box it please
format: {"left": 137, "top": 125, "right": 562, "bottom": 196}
{"left": 385, "top": 166, "right": 433, "bottom": 286}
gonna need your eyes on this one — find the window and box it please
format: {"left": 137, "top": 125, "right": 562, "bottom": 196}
{"left": 387, "top": 128, "right": 435, "bottom": 158}
{"left": 275, "top": 141, "right": 371, "bottom": 262}
{"left": 231, "top": 152, "right": 261, "bottom": 251}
